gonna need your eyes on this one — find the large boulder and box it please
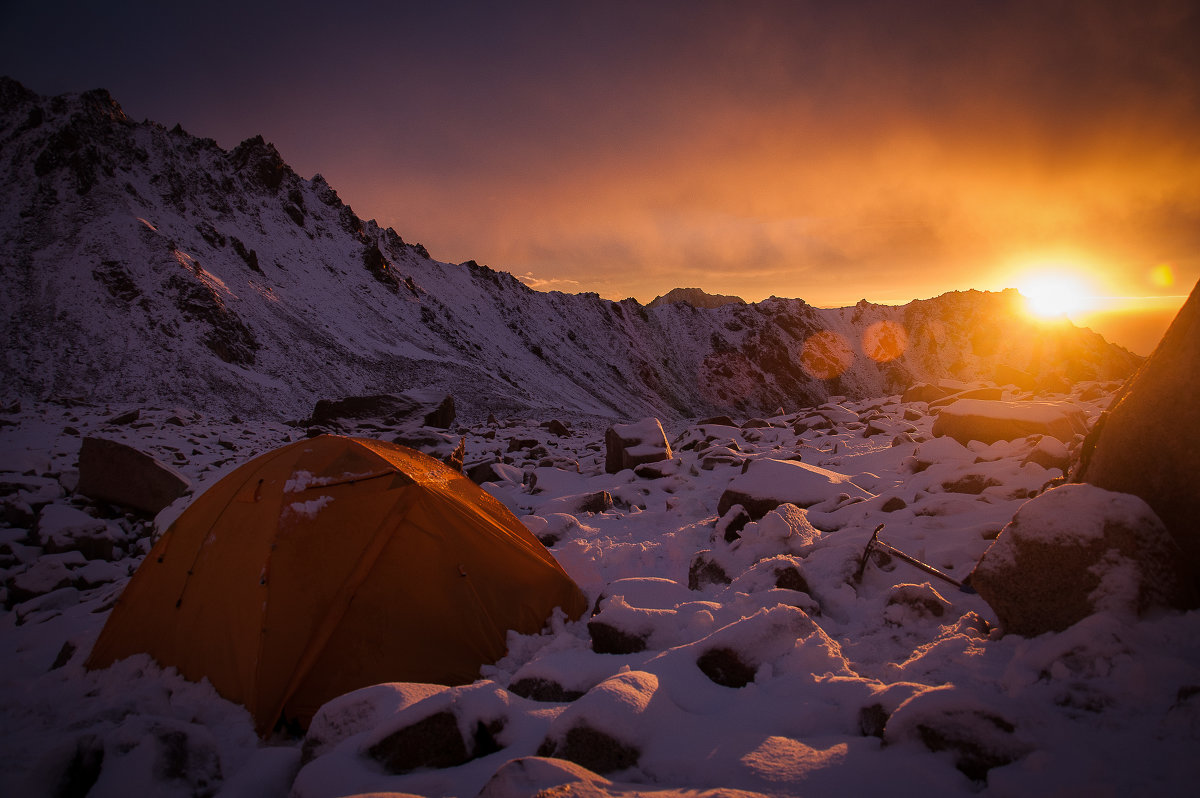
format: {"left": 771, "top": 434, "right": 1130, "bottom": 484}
{"left": 1077, "top": 279, "right": 1200, "bottom": 597}
{"left": 969, "top": 484, "right": 1193, "bottom": 636}
{"left": 932, "top": 399, "right": 1086, "bottom": 446}
{"left": 717, "top": 458, "right": 872, "bottom": 519}
{"left": 76, "top": 437, "right": 190, "bottom": 516}
{"left": 604, "top": 418, "right": 672, "bottom": 474}
{"left": 308, "top": 390, "right": 456, "bottom": 429}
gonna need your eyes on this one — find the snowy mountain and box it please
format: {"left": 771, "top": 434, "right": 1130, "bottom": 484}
{"left": 0, "top": 78, "right": 1141, "bottom": 421}
{"left": 645, "top": 287, "right": 745, "bottom": 309}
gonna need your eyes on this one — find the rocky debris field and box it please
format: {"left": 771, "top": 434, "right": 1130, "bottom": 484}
{"left": 1, "top": 378, "right": 1198, "bottom": 797}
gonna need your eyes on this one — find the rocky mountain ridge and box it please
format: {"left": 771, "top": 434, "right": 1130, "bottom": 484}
{"left": 0, "top": 78, "right": 1142, "bottom": 422}
{"left": 646, "top": 287, "right": 746, "bottom": 309}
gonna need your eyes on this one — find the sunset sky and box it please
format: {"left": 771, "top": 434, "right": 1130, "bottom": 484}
{"left": 3, "top": 0, "right": 1198, "bottom": 354}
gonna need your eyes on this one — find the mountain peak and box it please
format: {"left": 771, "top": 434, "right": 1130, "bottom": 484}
{"left": 646, "top": 287, "right": 745, "bottom": 309}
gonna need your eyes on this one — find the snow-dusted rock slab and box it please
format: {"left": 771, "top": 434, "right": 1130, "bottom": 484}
{"left": 717, "top": 458, "right": 872, "bottom": 519}
{"left": 76, "top": 436, "right": 190, "bottom": 515}
{"left": 932, "top": 399, "right": 1086, "bottom": 446}
{"left": 969, "top": 483, "right": 1193, "bottom": 636}
{"left": 604, "top": 418, "right": 672, "bottom": 474}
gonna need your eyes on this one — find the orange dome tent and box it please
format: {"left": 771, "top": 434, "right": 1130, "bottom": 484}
{"left": 86, "top": 435, "right": 588, "bottom": 735}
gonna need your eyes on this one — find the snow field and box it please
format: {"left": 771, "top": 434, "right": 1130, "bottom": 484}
{"left": 0, "top": 381, "right": 1198, "bottom": 796}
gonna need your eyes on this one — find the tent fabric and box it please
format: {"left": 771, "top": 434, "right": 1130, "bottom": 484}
{"left": 85, "top": 435, "right": 588, "bottom": 735}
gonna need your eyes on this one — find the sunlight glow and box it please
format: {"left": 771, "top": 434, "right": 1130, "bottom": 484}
{"left": 1016, "top": 271, "right": 1094, "bottom": 319}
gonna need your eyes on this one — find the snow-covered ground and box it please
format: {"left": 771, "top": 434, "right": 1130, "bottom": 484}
{"left": 1, "top": 381, "right": 1197, "bottom": 797}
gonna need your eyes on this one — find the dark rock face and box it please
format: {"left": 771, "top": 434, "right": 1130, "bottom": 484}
{"left": 696, "top": 647, "right": 757, "bottom": 688}
{"left": 76, "top": 436, "right": 190, "bottom": 515}
{"left": 164, "top": 273, "right": 259, "bottom": 365}
{"left": 1078, "top": 279, "right": 1200, "bottom": 597}
{"left": 969, "top": 484, "right": 1194, "bottom": 636}
{"left": 587, "top": 621, "right": 648, "bottom": 655}
{"left": 509, "top": 677, "right": 584, "bottom": 703}
{"left": 367, "top": 711, "right": 471, "bottom": 774}
{"left": 537, "top": 724, "right": 641, "bottom": 775}
{"left": 688, "top": 551, "right": 731, "bottom": 590}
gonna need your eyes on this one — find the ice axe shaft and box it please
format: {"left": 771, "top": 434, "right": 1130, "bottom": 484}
{"left": 855, "top": 524, "right": 975, "bottom": 593}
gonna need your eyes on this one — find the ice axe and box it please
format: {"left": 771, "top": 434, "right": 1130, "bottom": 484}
{"left": 854, "top": 524, "right": 976, "bottom": 594}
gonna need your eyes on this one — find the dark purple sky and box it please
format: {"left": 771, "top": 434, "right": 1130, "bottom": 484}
{"left": 3, "top": 0, "right": 1197, "bottom": 352}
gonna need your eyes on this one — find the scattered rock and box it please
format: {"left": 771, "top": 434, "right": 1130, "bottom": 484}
{"left": 537, "top": 724, "right": 640, "bottom": 775}
{"left": 717, "top": 457, "right": 872, "bottom": 519}
{"left": 367, "top": 710, "right": 471, "bottom": 774}
{"left": 465, "top": 460, "right": 505, "bottom": 485}
{"left": 688, "top": 551, "right": 731, "bottom": 590}
{"left": 940, "top": 473, "right": 1000, "bottom": 495}
{"left": 604, "top": 418, "right": 672, "bottom": 474}
{"left": 543, "top": 420, "right": 571, "bottom": 437}
{"left": 1022, "top": 436, "right": 1070, "bottom": 473}
{"left": 716, "top": 505, "right": 751, "bottom": 543}
{"left": 902, "top": 383, "right": 950, "bottom": 404}
{"left": 539, "top": 491, "right": 613, "bottom": 516}
{"left": 422, "top": 394, "right": 456, "bottom": 429}
{"left": 76, "top": 437, "right": 190, "bottom": 516}
{"left": 932, "top": 399, "right": 1086, "bottom": 446}
{"left": 697, "top": 415, "right": 736, "bottom": 427}
{"left": 509, "top": 677, "right": 584, "bottom": 703}
{"left": 36, "top": 504, "right": 120, "bottom": 560}
{"left": 884, "top": 583, "right": 952, "bottom": 625}
{"left": 772, "top": 564, "right": 810, "bottom": 594}
{"left": 969, "top": 483, "right": 1195, "bottom": 636}
{"left": 587, "top": 620, "right": 648, "bottom": 655}
{"left": 885, "top": 688, "right": 1029, "bottom": 783}
{"left": 929, "top": 386, "right": 1004, "bottom": 409}
{"left": 994, "top": 364, "right": 1038, "bottom": 392}
{"left": 880, "top": 496, "right": 908, "bottom": 513}
{"left": 106, "top": 409, "right": 140, "bottom": 426}
{"left": 307, "top": 392, "right": 455, "bottom": 430}
{"left": 696, "top": 647, "right": 757, "bottom": 688}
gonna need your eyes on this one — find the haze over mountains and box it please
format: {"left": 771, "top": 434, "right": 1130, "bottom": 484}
{"left": 0, "top": 78, "right": 1141, "bottom": 420}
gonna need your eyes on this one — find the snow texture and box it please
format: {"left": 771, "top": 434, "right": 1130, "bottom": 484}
{"left": 2, "top": 377, "right": 1198, "bottom": 798}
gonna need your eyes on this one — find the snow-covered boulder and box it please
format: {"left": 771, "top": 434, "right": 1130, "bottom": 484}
{"left": 604, "top": 418, "right": 672, "bottom": 474}
{"left": 76, "top": 437, "right": 190, "bottom": 515}
{"left": 307, "top": 391, "right": 455, "bottom": 430}
{"left": 35, "top": 504, "right": 122, "bottom": 561}
{"left": 717, "top": 458, "right": 872, "bottom": 519}
{"left": 932, "top": 399, "right": 1086, "bottom": 446}
{"left": 884, "top": 685, "right": 1029, "bottom": 783}
{"left": 969, "top": 484, "right": 1193, "bottom": 636}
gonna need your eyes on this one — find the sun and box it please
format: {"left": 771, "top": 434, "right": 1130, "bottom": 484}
{"left": 1016, "top": 271, "right": 1094, "bottom": 319}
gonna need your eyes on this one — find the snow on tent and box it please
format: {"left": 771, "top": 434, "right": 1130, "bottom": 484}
{"left": 85, "top": 435, "right": 588, "bottom": 735}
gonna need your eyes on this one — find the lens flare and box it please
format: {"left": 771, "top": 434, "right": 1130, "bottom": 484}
{"left": 800, "top": 331, "right": 854, "bottom": 380}
{"left": 862, "top": 320, "right": 908, "bottom": 363}
{"left": 1150, "top": 262, "right": 1175, "bottom": 289}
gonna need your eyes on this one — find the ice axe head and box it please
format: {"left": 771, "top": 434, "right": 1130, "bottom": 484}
{"left": 853, "top": 524, "right": 885, "bottom": 583}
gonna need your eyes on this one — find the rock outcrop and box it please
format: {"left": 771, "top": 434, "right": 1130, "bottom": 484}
{"left": 1077, "top": 280, "right": 1200, "bottom": 597}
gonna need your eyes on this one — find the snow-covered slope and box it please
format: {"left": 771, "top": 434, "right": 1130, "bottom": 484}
{"left": 0, "top": 78, "right": 1141, "bottom": 421}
